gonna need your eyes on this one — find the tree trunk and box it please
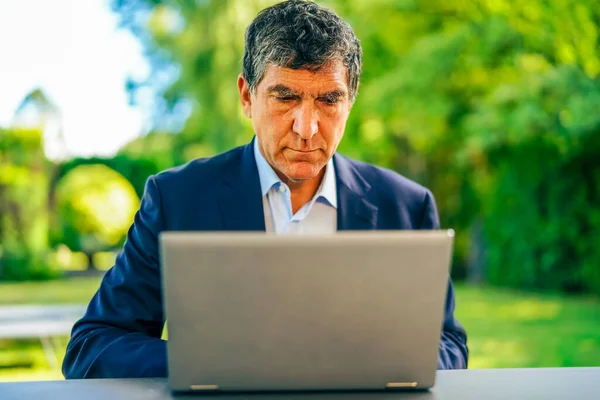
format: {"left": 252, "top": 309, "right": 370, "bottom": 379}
{"left": 84, "top": 251, "right": 97, "bottom": 271}
{"left": 467, "top": 218, "right": 485, "bottom": 284}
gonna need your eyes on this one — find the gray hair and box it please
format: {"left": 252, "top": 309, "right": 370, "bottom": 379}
{"left": 242, "top": 0, "right": 362, "bottom": 102}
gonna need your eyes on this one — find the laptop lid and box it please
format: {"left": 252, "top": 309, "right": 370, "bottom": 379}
{"left": 160, "top": 230, "right": 454, "bottom": 393}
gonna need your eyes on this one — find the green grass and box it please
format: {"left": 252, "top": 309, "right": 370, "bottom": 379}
{"left": 0, "top": 277, "right": 598, "bottom": 381}
{"left": 455, "top": 284, "right": 600, "bottom": 369}
{"left": 0, "top": 277, "right": 102, "bottom": 382}
{"left": 0, "top": 277, "right": 102, "bottom": 305}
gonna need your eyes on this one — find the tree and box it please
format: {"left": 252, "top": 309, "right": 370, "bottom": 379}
{"left": 464, "top": 65, "right": 600, "bottom": 292}
{"left": 54, "top": 152, "right": 162, "bottom": 200}
{"left": 112, "top": 0, "right": 279, "bottom": 165}
{"left": 0, "top": 127, "right": 51, "bottom": 280}
{"left": 52, "top": 165, "right": 140, "bottom": 270}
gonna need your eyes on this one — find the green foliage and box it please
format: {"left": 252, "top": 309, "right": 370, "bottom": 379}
{"left": 0, "top": 128, "right": 53, "bottom": 281}
{"left": 52, "top": 165, "right": 140, "bottom": 268}
{"left": 111, "top": 0, "right": 600, "bottom": 293}
{"left": 467, "top": 66, "right": 600, "bottom": 293}
{"left": 57, "top": 152, "right": 161, "bottom": 199}
{"left": 112, "top": 0, "right": 277, "bottom": 164}
{"left": 118, "top": 132, "right": 177, "bottom": 171}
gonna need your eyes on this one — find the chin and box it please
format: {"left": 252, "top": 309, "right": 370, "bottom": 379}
{"left": 284, "top": 163, "right": 323, "bottom": 182}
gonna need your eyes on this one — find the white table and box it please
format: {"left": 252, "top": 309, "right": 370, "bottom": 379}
{"left": 2, "top": 368, "right": 599, "bottom": 400}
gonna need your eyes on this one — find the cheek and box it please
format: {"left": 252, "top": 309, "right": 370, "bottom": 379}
{"left": 322, "top": 114, "right": 348, "bottom": 143}
{"left": 268, "top": 114, "right": 293, "bottom": 139}
{"left": 257, "top": 115, "right": 292, "bottom": 155}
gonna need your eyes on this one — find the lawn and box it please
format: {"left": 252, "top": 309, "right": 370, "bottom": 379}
{"left": 0, "top": 277, "right": 102, "bottom": 382}
{"left": 455, "top": 285, "right": 600, "bottom": 369}
{"left": 0, "top": 277, "right": 598, "bottom": 381}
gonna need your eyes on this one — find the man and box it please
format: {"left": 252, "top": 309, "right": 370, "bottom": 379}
{"left": 63, "top": 0, "right": 468, "bottom": 379}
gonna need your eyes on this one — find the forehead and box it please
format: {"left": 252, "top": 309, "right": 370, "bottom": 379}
{"left": 257, "top": 61, "right": 348, "bottom": 95}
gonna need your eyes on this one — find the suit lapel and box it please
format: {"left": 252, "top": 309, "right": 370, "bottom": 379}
{"left": 218, "top": 140, "right": 266, "bottom": 231}
{"left": 334, "top": 154, "right": 378, "bottom": 231}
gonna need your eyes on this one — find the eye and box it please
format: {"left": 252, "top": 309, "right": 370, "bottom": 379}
{"left": 320, "top": 97, "right": 339, "bottom": 106}
{"left": 276, "top": 96, "right": 295, "bottom": 102}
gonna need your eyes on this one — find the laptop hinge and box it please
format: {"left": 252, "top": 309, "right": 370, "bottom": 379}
{"left": 386, "top": 382, "right": 418, "bottom": 389}
{"left": 189, "top": 384, "right": 219, "bottom": 391}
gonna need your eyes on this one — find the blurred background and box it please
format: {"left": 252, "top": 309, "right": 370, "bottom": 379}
{"left": 1, "top": 0, "right": 599, "bottom": 381}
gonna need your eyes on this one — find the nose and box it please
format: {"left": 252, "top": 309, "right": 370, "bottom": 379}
{"left": 292, "top": 103, "right": 318, "bottom": 140}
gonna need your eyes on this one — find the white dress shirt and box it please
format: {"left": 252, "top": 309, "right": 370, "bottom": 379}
{"left": 253, "top": 139, "right": 337, "bottom": 234}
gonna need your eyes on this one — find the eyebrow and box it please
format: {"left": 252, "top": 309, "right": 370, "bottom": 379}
{"left": 319, "top": 89, "right": 345, "bottom": 100}
{"left": 266, "top": 84, "right": 301, "bottom": 98}
{"left": 265, "top": 84, "right": 346, "bottom": 100}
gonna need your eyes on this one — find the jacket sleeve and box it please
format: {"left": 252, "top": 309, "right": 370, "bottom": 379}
{"left": 420, "top": 190, "right": 469, "bottom": 370}
{"left": 62, "top": 175, "right": 167, "bottom": 378}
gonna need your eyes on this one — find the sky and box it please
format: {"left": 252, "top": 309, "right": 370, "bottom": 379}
{"left": 0, "top": 0, "right": 150, "bottom": 159}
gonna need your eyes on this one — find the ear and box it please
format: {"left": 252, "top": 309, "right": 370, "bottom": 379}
{"left": 237, "top": 74, "right": 252, "bottom": 118}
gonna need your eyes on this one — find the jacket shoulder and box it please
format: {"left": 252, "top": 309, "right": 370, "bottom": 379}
{"left": 340, "top": 155, "right": 432, "bottom": 199}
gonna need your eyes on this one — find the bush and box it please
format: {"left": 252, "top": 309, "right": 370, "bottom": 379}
{"left": 466, "top": 66, "right": 600, "bottom": 294}
{"left": 51, "top": 164, "right": 140, "bottom": 270}
{"left": 0, "top": 128, "right": 52, "bottom": 281}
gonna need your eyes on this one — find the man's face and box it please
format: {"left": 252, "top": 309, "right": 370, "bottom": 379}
{"left": 238, "top": 60, "right": 352, "bottom": 184}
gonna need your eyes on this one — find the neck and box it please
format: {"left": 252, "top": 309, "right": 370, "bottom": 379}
{"left": 278, "top": 168, "right": 326, "bottom": 214}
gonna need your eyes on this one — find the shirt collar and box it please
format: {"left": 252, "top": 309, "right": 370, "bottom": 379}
{"left": 253, "top": 137, "right": 337, "bottom": 208}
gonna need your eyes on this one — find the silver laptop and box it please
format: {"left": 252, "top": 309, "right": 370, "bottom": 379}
{"left": 160, "top": 230, "right": 454, "bottom": 393}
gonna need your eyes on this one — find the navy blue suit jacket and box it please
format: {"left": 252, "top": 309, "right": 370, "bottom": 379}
{"left": 62, "top": 141, "right": 468, "bottom": 379}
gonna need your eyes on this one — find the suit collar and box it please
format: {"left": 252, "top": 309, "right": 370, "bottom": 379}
{"left": 333, "top": 153, "right": 378, "bottom": 230}
{"left": 252, "top": 138, "right": 281, "bottom": 197}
